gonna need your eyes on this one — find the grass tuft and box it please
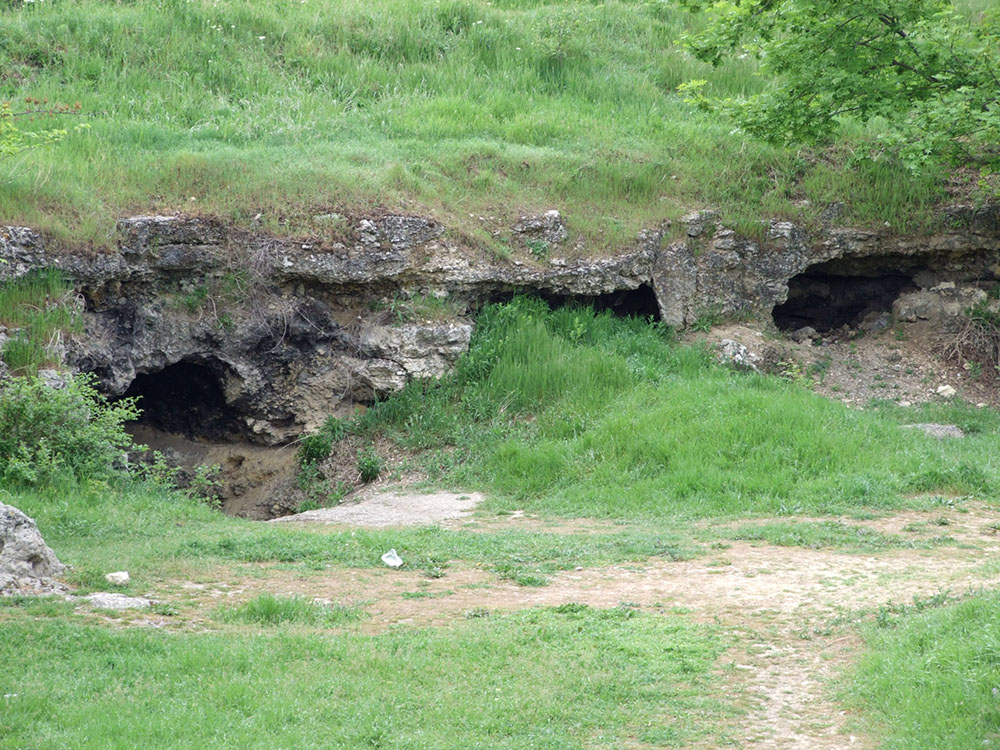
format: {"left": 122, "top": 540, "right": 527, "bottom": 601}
{"left": 214, "top": 594, "right": 365, "bottom": 627}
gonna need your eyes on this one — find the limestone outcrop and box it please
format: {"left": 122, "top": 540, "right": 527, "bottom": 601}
{"left": 2, "top": 204, "right": 999, "bottom": 442}
{"left": 0, "top": 502, "right": 66, "bottom": 595}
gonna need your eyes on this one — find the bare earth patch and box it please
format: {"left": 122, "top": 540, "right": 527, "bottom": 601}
{"left": 269, "top": 490, "right": 485, "bottom": 527}
{"left": 155, "top": 502, "right": 1000, "bottom": 749}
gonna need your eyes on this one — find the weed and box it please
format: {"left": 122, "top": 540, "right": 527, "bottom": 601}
{"left": 214, "top": 594, "right": 365, "bottom": 627}
{"left": 357, "top": 446, "right": 382, "bottom": 483}
{"left": 0, "top": 374, "right": 139, "bottom": 485}
{"left": 0, "top": 269, "right": 81, "bottom": 374}
{"left": 525, "top": 238, "right": 550, "bottom": 259}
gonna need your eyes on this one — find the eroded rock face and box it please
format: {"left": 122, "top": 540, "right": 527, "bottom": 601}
{"left": 2, "top": 205, "right": 1000, "bottom": 443}
{"left": 0, "top": 503, "right": 66, "bottom": 595}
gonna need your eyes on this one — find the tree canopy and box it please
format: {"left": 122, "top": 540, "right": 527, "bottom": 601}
{"left": 680, "top": 0, "right": 1000, "bottom": 171}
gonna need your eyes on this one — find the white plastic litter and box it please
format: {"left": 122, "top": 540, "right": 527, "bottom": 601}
{"left": 380, "top": 549, "right": 403, "bottom": 568}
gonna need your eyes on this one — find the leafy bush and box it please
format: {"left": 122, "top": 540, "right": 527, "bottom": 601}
{"left": 357, "top": 446, "right": 382, "bottom": 483}
{"left": 0, "top": 374, "right": 138, "bottom": 485}
{"left": 296, "top": 416, "right": 348, "bottom": 467}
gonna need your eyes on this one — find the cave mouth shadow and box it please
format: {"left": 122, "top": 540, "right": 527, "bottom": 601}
{"left": 488, "top": 285, "right": 662, "bottom": 320}
{"left": 773, "top": 269, "right": 917, "bottom": 333}
{"left": 122, "top": 360, "right": 245, "bottom": 442}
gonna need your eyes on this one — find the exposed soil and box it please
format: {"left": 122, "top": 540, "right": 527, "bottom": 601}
{"left": 128, "top": 425, "right": 299, "bottom": 518}
{"left": 702, "top": 318, "right": 1000, "bottom": 410}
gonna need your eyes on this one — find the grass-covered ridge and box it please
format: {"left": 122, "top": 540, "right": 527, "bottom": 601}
{"left": 352, "top": 298, "right": 1000, "bottom": 518}
{"left": 0, "top": 0, "right": 957, "bottom": 248}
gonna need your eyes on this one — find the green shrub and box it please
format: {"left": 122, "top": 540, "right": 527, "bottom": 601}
{"left": 296, "top": 416, "right": 348, "bottom": 467}
{"left": 357, "top": 446, "right": 382, "bottom": 483}
{"left": 0, "top": 373, "right": 139, "bottom": 485}
{"left": 296, "top": 433, "right": 333, "bottom": 467}
{"left": 214, "top": 594, "right": 364, "bottom": 627}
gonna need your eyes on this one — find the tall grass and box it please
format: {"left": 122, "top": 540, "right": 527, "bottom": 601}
{"left": 356, "top": 298, "right": 1000, "bottom": 518}
{"left": 0, "top": 268, "right": 80, "bottom": 374}
{"left": 0, "top": 0, "right": 956, "bottom": 248}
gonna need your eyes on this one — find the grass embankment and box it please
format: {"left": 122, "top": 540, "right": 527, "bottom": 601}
{"left": 0, "top": 0, "right": 955, "bottom": 248}
{"left": 351, "top": 298, "right": 1000, "bottom": 518}
{"left": 0, "top": 268, "right": 79, "bottom": 375}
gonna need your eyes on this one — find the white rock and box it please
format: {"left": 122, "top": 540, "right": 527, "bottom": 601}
{"left": 380, "top": 549, "right": 404, "bottom": 568}
{"left": 936, "top": 385, "right": 957, "bottom": 398}
{"left": 105, "top": 571, "right": 130, "bottom": 586}
{"left": 84, "top": 593, "right": 151, "bottom": 610}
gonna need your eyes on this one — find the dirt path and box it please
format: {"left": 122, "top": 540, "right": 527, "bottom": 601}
{"left": 158, "top": 501, "right": 1000, "bottom": 749}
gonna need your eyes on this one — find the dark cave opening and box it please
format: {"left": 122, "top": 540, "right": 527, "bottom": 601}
{"left": 541, "top": 284, "right": 662, "bottom": 320}
{"left": 773, "top": 269, "right": 917, "bottom": 333}
{"left": 122, "top": 360, "right": 245, "bottom": 441}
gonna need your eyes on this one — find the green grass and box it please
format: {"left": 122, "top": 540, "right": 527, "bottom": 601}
{"left": 2, "top": 480, "right": 696, "bottom": 590}
{"left": 721, "top": 520, "right": 953, "bottom": 551}
{"left": 0, "top": 607, "right": 731, "bottom": 749}
{"left": 0, "top": 268, "right": 80, "bottom": 374}
{"left": 851, "top": 593, "right": 1000, "bottom": 750}
{"left": 214, "top": 594, "right": 365, "bottom": 627}
{"left": 0, "top": 0, "right": 959, "bottom": 249}
{"left": 352, "top": 298, "right": 1000, "bottom": 519}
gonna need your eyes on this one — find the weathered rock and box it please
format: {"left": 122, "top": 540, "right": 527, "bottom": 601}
{"left": 790, "top": 326, "right": 818, "bottom": 343}
{"left": 717, "top": 339, "right": 762, "bottom": 373}
{"left": 105, "top": 571, "right": 131, "bottom": 586}
{"left": 902, "top": 423, "right": 965, "bottom": 439}
{"left": 936, "top": 384, "right": 958, "bottom": 398}
{"left": 0, "top": 503, "right": 66, "bottom": 595}
{"left": 84, "top": 592, "right": 151, "bottom": 610}
{"left": 893, "top": 283, "right": 990, "bottom": 332}
{"left": 513, "top": 210, "right": 568, "bottom": 246}
{"left": 2, "top": 203, "right": 1000, "bottom": 443}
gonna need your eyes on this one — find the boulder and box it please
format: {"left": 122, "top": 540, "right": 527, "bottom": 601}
{"left": 0, "top": 503, "right": 66, "bottom": 595}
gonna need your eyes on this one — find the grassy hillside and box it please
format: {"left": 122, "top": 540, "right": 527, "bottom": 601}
{"left": 0, "top": 0, "right": 961, "bottom": 249}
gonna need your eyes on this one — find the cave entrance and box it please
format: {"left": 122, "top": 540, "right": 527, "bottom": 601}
{"left": 122, "top": 360, "right": 244, "bottom": 441}
{"left": 773, "top": 266, "right": 917, "bottom": 333}
{"left": 542, "top": 284, "right": 662, "bottom": 320}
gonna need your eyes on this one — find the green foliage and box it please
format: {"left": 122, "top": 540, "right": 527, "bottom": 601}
{"left": 852, "top": 593, "right": 1000, "bottom": 749}
{"left": 0, "top": 268, "right": 81, "bottom": 374}
{"left": 296, "top": 416, "right": 348, "bottom": 468}
{"left": 214, "top": 594, "right": 364, "bottom": 627}
{"left": 0, "top": 0, "right": 961, "bottom": 244}
{"left": 296, "top": 433, "right": 333, "bottom": 467}
{"left": 0, "top": 99, "right": 85, "bottom": 162}
{"left": 0, "top": 608, "right": 728, "bottom": 749}
{"left": 681, "top": 0, "right": 1000, "bottom": 172}
{"left": 355, "top": 299, "right": 1000, "bottom": 518}
{"left": 0, "top": 374, "right": 139, "bottom": 485}
{"left": 356, "top": 445, "right": 382, "bottom": 483}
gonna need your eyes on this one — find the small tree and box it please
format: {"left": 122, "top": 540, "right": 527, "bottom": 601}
{"left": 1, "top": 98, "right": 87, "bottom": 161}
{"left": 679, "top": 1, "right": 1000, "bottom": 171}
